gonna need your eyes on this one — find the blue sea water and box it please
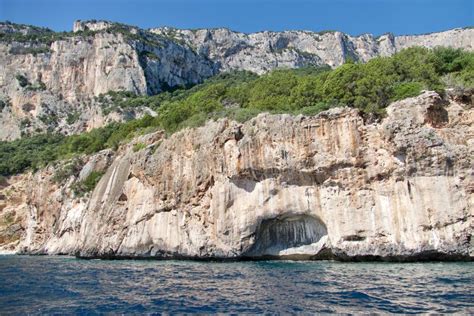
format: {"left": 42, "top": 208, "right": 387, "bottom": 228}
{"left": 0, "top": 256, "right": 472, "bottom": 314}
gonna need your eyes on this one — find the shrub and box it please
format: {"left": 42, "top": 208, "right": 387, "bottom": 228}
{"left": 0, "top": 133, "right": 65, "bottom": 176}
{"left": 9, "top": 46, "right": 51, "bottom": 56}
{"left": 139, "top": 50, "right": 160, "bottom": 61}
{"left": 132, "top": 142, "right": 146, "bottom": 152}
{"left": 52, "top": 158, "right": 83, "bottom": 184}
{"left": 38, "top": 113, "right": 58, "bottom": 127}
{"left": 296, "top": 102, "right": 333, "bottom": 116}
{"left": 66, "top": 111, "right": 81, "bottom": 124}
{"left": 391, "top": 82, "right": 424, "bottom": 101}
{"left": 433, "top": 47, "right": 468, "bottom": 74}
{"left": 0, "top": 175, "right": 7, "bottom": 187}
{"left": 16, "top": 74, "right": 29, "bottom": 87}
{"left": 26, "top": 80, "right": 47, "bottom": 91}
{"left": 71, "top": 171, "right": 104, "bottom": 196}
{"left": 19, "top": 118, "right": 31, "bottom": 128}
{"left": 218, "top": 107, "right": 263, "bottom": 123}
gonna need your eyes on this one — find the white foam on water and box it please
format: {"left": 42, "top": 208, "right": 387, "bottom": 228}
{"left": 0, "top": 249, "right": 17, "bottom": 255}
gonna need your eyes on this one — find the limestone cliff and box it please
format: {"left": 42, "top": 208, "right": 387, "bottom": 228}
{"left": 151, "top": 27, "right": 474, "bottom": 73}
{"left": 1, "top": 91, "right": 472, "bottom": 260}
{"left": 0, "top": 21, "right": 216, "bottom": 140}
{"left": 1, "top": 21, "right": 473, "bottom": 140}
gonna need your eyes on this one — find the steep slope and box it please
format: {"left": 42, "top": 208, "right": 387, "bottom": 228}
{"left": 1, "top": 91, "right": 472, "bottom": 260}
{"left": 1, "top": 20, "right": 473, "bottom": 140}
{"left": 151, "top": 26, "right": 474, "bottom": 73}
{"left": 0, "top": 21, "right": 216, "bottom": 140}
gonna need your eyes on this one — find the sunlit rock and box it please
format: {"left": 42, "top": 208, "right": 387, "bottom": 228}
{"left": 1, "top": 91, "right": 472, "bottom": 261}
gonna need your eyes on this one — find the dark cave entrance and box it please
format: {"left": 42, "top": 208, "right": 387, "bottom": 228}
{"left": 245, "top": 215, "right": 328, "bottom": 257}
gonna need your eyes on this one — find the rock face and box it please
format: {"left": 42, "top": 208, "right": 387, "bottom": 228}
{"left": 1, "top": 91, "right": 472, "bottom": 260}
{"left": 151, "top": 27, "right": 474, "bottom": 73}
{"left": 0, "top": 31, "right": 148, "bottom": 140}
{"left": 0, "top": 21, "right": 216, "bottom": 140}
{"left": 1, "top": 21, "right": 473, "bottom": 140}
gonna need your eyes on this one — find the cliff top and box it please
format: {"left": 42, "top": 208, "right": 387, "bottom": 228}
{"left": 1, "top": 19, "right": 471, "bottom": 40}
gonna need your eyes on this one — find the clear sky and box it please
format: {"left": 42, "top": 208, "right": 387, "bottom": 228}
{"left": 0, "top": 0, "right": 472, "bottom": 36}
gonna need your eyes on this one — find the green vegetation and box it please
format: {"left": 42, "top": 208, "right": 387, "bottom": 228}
{"left": 0, "top": 47, "right": 472, "bottom": 177}
{"left": 0, "top": 21, "right": 98, "bottom": 46}
{"left": 91, "top": 47, "right": 473, "bottom": 132}
{"left": 0, "top": 133, "right": 65, "bottom": 175}
{"left": 139, "top": 50, "right": 160, "bottom": 61}
{"left": 391, "top": 82, "right": 424, "bottom": 101}
{"left": 95, "top": 90, "right": 143, "bottom": 115}
{"left": 0, "top": 20, "right": 164, "bottom": 50}
{"left": 15, "top": 74, "right": 29, "bottom": 87}
{"left": 0, "top": 175, "right": 7, "bottom": 187}
{"left": 9, "top": 46, "right": 51, "bottom": 56}
{"left": 316, "top": 30, "right": 337, "bottom": 35}
{"left": 19, "top": 118, "right": 31, "bottom": 129}
{"left": 52, "top": 158, "right": 83, "bottom": 184}
{"left": 132, "top": 142, "right": 147, "bottom": 152}
{"left": 0, "top": 21, "right": 57, "bottom": 44}
{"left": 139, "top": 47, "right": 472, "bottom": 131}
{"left": 14, "top": 74, "right": 46, "bottom": 90}
{"left": 0, "top": 29, "right": 71, "bottom": 45}
{"left": 66, "top": 111, "right": 81, "bottom": 125}
{"left": 26, "top": 80, "right": 47, "bottom": 91}
{"left": 38, "top": 112, "right": 58, "bottom": 128}
{"left": 0, "top": 99, "right": 9, "bottom": 111}
{"left": 70, "top": 171, "right": 105, "bottom": 196}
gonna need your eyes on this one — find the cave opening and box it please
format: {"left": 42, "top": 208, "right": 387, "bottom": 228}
{"left": 245, "top": 214, "right": 328, "bottom": 257}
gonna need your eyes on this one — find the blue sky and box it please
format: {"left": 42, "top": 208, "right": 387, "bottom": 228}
{"left": 0, "top": 0, "right": 472, "bottom": 35}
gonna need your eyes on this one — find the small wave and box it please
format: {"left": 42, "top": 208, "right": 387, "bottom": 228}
{"left": 0, "top": 250, "right": 16, "bottom": 255}
{"left": 0, "top": 256, "right": 472, "bottom": 314}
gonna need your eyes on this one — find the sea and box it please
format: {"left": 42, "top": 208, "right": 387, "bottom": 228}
{"left": 0, "top": 255, "right": 472, "bottom": 314}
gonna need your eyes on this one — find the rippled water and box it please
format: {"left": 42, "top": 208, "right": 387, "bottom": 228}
{"left": 0, "top": 256, "right": 472, "bottom": 314}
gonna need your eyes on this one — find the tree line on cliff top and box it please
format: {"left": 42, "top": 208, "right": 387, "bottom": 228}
{"left": 0, "top": 46, "right": 472, "bottom": 176}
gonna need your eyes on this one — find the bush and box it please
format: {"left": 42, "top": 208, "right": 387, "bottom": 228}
{"left": 38, "top": 113, "right": 58, "bottom": 127}
{"left": 66, "top": 111, "right": 81, "bottom": 124}
{"left": 132, "top": 142, "right": 146, "bottom": 152}
{"left": 218, "top": 107, "right": 263, "bottom": 123}
{"left": 26, "top": 80, "right": 47, "bottom": 91}
{"left": 139, "top": 50, "right": 160, "bottom": 61}
{"left": 296, "top": 102, "right": 333, "bottom": 116}
{"left": 0, "top": 133, "right": 65, "bottom": 176}
{"left": 16, "top": 74, "right": 29, "bottom": 87}
{"left": 52, "top": 158, "right": 83, "bottom": 184}
{"left": 0, "top": 175, "right": 7, "bottom": 187}
{"left": 71, "top": 171, "right": 104, "bottom": 196}
{"left": 391, "top": 82, "right": 424, "bottom": 101}
{"left": 0, "top": 98, "right": 12, "bottom": 111}
{"left": 9, "top": 46, "right": 51, "bottom": 56}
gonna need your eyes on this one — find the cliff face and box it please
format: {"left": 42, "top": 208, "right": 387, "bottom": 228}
{"left": 1, "top": 91, "right": 472, "bottom": 260}
{"left": 151, "top": 27, "right": 474, "bottom": 73}
{"left": 0, "top": 32, "right": 145, "bottom": 140}
{"left": 1, "top": 21, "right": 473, "bottom": 140}
{"left": 0, "top": 22, "right": 216, "bottom": 140}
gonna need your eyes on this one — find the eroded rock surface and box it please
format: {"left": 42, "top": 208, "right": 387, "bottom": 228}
{"left": 1, "top": 21, "right": 473, "bottom": 140}
{"left": 1, "top": 91, "right": 472, "bottom": 261}
{"left": 0, "top": 21, "right": 216, "bottom": 140}
{"left": 151, "top": 27, "right": 474, "bottom": 73}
